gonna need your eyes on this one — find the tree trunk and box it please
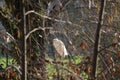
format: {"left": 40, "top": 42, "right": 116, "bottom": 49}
{"left": 91, "top": 0, "right": 106, "bottom": 79}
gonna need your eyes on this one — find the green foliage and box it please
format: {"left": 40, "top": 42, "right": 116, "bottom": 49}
{"left": 0, "top": 56, "right": 13, "bottom": 68}
{"left": 46, "top": 55, "right": 85, "bottom": 80}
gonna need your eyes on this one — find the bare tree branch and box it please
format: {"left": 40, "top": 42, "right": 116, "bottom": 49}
{"left": 21, "top": 0, "right": 27, "bottom": 80}
{"left": 25, "top": 10, "right": 81, "bottom": 27}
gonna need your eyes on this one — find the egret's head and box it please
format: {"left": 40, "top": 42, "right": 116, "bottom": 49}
{"left": 53, "top": 38, "right": 58, "bottom": 42}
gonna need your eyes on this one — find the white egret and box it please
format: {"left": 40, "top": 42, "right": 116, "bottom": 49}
{"left": 53, "top": 38, "right": 68, "bottom": 57}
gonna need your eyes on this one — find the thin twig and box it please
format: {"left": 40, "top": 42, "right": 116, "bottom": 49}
{"left": 5, "top": 65, "right": 22, "bottom": 75}
{"left": 25, "top": 10, "right": 81, "bottom": 27}
{"left": 25, "top": 27, "right": 53, "bottom": 40}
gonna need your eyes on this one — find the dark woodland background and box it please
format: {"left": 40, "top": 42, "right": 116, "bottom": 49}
{"left": 0, "top": 0, "right": 120, "bottom": 80}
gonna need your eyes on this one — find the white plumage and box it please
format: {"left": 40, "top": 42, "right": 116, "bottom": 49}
{"left": 53, "top": 38, "right": 68, "bottom": 57}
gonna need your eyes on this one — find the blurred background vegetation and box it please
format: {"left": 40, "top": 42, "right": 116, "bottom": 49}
{"left": 0, "top": 0, "right": 120, "bottom": 80}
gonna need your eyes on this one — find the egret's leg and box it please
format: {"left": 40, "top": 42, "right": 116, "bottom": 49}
{"left": 54, "top": 53, "right": 61, "bottom": 80}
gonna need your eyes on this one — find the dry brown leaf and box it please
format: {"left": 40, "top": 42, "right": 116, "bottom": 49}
{"left": 112, "top": 38, "right": 118, "bottom": 48}
{"left": 116, "top": 51, "right": 120, "bottom": 57}
{"left": 80, "top": 41, "right": 88, "bottom": 51}
{"left": 74, "top": 68, "right": 80, "bottom": 74}
{"left": 17, "top": 28, "right": 21, "bottom": 39}
{"left": 115, "top": 64, "right": 120, "bottom": 73}
{"left": 84, "top": 64, "right": 92, "bottom": 75}
{"left": 107, "top": 57, "right": 114, "bottom": 68}
{"left": 108, "top": 16, "right": 113, "bottom": 23}
{"left": 114, "top": 8, "right": 118, "bottom": 17}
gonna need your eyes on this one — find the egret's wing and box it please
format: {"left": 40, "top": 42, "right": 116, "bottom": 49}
{"left": 63, "top": 46, "right": 68, "bottom": 56}
{"left": 57, "top": 39, "right": 69, "bottom": 56}
{"left": 53, "top": 39, "right": 64, "bottom": 56}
